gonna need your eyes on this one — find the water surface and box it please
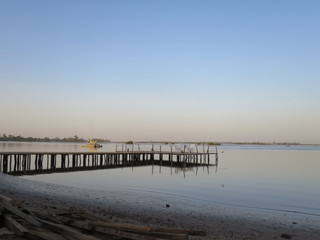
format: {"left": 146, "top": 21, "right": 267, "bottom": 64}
{"left": 1, "top": 142, "right": 320, "bottom": 217}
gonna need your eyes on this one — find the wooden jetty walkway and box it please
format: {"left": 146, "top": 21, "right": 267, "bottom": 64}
{"left": 0, "top": 147, "right": 218, "bottom": 176}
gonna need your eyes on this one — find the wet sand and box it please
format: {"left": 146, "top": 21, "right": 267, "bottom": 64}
{"left": 1, "top": 173, "right": 319, "bottom": 239}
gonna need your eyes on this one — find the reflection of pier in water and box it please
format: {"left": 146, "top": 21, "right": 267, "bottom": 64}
{"left": 153, "top": 164, "right": 217, "bottom": 178}
{"left": 0, "top": 148, "right": 218, "bottom": 176}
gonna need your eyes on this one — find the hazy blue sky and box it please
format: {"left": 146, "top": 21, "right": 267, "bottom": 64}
{"left": 1, "top": 0, "right": 319, "bottom": 143}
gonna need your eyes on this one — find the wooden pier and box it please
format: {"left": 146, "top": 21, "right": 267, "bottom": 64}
{"left": 0, "top": 148, "right": 218, "bottom": 176}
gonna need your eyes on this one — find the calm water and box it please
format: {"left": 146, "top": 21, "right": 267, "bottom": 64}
{"left": 1, "top": 142, "right": 320, "bottom": 216}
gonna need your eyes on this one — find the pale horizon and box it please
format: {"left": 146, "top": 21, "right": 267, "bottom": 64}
{"left": 1, "top": 1, "right": 320, "bottom": 144}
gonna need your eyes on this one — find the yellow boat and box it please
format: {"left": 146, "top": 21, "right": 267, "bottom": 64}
{"left": 82, "top": 140, "right": 102, "bottom": 148}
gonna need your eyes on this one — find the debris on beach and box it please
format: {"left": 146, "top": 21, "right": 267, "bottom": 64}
{"left": 0, "top": 194, "right": 206, "bottom": 240}
{"left": 281, "top": 233, "right": 293, "bottom": 239}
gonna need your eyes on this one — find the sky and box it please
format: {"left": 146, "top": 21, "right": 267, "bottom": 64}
{"left": 0, "top": 0, "right": 319, "bottom": 143}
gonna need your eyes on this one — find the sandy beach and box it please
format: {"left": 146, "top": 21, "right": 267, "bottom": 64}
{"left": 1, "top": 173, "right": 319, "bottom": 240}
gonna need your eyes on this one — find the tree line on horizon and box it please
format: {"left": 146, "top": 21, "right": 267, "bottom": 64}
{"left": 0, "top": 134, "right": 111, "bottom": 143}
{"left": 0, "top": 134, "right": 306, "bottom": 146}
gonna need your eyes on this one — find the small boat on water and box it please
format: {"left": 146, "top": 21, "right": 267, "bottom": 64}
{"left": 82, "top": 140, "right": 102, "bottom": 148}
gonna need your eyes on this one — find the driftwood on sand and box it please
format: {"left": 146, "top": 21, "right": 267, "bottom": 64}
{"left": 0, "top": 193, "right": 206, "bottom": 240}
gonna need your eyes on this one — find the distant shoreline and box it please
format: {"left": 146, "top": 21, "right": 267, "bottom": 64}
{"left": 0, "top": 134, "right": 111, "bottom": 143}
{"left": 1, "top": 134, "right": 319, "bottom": 146}
{"left": 134, "top": 141, "right": 319, "bottom": 146}
{"left": 1, "top": 139, "right": 319, "bottom": 147}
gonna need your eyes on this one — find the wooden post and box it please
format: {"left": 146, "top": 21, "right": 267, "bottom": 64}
{"left": 72, "top": 154, "right": 76, "bottom": 168}
{"left": 9, "top": 155, "right": 12, "bottom": 172}
{"left": 99, "top": 154, "right": 103, "bottom": 166}
{"left": 22, "top": 154, "right": 27, "bottom": 172}
{"left": 66, "top": 154, "right": 69, "bottom": 168}
{"left": 215, "top": 146, "right": 219, "bottom": 164}
{"left": 83, "top": 154, "right": 87, "bottom": 167}
{"left": 28, "top": 154, "right": 31, "bottom": 171}
{"left": 14, "top": 154, "right": 19, "bottom": 172}
{"left": 61, "top": 154, "right": 66, "bottom": 169}
{"left": 36, "top": 154, "right": 43, "bottom": 170}
{"left": 50, "top": 154, "right": 56, "bottom": 169}
{"left": 3, "top": 154, "right": 8, "bottom": 173}
{"left": 14, "top": 154, "right": 18, "bottom": 172}
{"left": 34, "top": 155, "right": 38, "bottom": 170}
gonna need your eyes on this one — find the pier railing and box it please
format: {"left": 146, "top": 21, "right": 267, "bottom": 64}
{"left": 115, "top": 144, "right": 217, "bottom": 154}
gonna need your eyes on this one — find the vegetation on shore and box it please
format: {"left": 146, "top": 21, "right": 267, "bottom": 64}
{"left": 1, "top": 134, "right": 309, "bottom": 146}
{"left": 0, "top": 134, "right": 111, "bottom": 143}
{"left": 207, "top": 142, "right": 221, "bottom": 146}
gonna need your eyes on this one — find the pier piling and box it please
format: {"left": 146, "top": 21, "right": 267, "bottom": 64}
{"left": 0, "top": 146, "right": 219, "bottom": 176}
